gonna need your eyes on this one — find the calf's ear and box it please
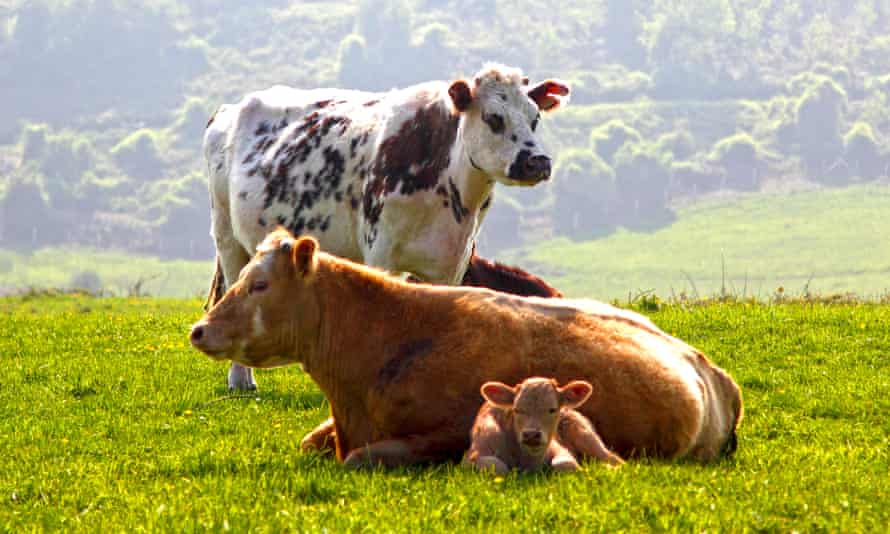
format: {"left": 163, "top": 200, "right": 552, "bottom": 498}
{"left": 290, "top": 236, "right": 319, "bottom": 279}
{"left": 449, "top": 80, "right": 473, "bottom": 112}
{"left": 526, "top": 80, "right": 571, "bottom": 112}
{"left": 481, "top": 381, "right": 517, "bottom": 408}
{"left": 558, "top": 381, "right": 592, "bottom": 409}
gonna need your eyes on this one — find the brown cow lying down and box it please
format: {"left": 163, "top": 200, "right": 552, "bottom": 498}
{"left": 464, "top": 377, "right": 623, "bottom": 474}
{"left": 190, "top": 229, "right": 743, "bottom": 466}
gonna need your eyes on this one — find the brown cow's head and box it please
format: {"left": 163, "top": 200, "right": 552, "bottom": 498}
{"left": 481, "top": 377, "right": 592, "bottom": 458}
{"left": 190, "top": 229, "right": 322, "bottom": 369}
{"left": 448, "top": 64, "right": 570, "bottom": 186}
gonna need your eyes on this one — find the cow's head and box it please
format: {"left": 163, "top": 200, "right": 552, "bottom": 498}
{"left": 481, "top": 377, "right": 592, "bottom": 457}
{"left": 190, "top": 229, "right": 322, "bottom": 369}
{"left": 449, "top": 64, "right": 570, "bottom": 186}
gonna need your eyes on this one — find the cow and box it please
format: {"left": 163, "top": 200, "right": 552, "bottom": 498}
{"left": 189, "top": 229, "right": 744, "bottom": 467}
{"left": 202, "top": 63, "right": 570, "bottom": 390}
{"left": 464, "top": 377, "right": 623, "bottom": 474}
{"left": 460, "top": 245, "right": 563, "bottom": 298}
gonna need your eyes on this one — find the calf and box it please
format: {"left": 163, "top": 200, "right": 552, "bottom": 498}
{"left": 190, "top": 230, "right": 743, "bottom": 467}
{"left": 464, "top": 377, "right": 623, "bottom": 474}
{"left": 203, "top": 63, "right": 570, "bottom": 390}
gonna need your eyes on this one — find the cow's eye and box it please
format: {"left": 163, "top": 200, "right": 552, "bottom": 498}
{"left": 531, "top": 114, "right": 540, "bottom": 132}
{"left": 250, "top": 280, "right": 269, "bottom": 294}
{"left": 483, "top": 113, "right": 505, "bottom": 134}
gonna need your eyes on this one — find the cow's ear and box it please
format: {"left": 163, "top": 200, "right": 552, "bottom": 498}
{"left": 526, "top": 80, "right": 570, "bottom": 112}
{"left": 558, "top": 381, "right": 592, "bottom": 409}
{"left": 448, "top": 79, "right": 473, "bottom": 112}
{"left": 481, "top": 381, "right": 516, "bottom": 408}
{"left": 291, "top": 236, "right": 319, "bottom": 279}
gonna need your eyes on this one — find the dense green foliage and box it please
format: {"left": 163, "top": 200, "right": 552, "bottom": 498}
{"left": 3, "top": 1, "right": 890, "bottom": 257}
{"left": 2, "top": 295, "right": 888, "bottom": 530}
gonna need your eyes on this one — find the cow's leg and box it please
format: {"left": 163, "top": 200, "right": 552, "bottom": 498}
{"left": 466, "top": 455, "right": 510, "bottom": 475}
{"left": 300, "top": 417, "right": 337, "bottom": 456}
{"left": 548, "top": 441, "right": 581, "bottom": 473}
{"left": 559, "top": 411, "right": 624, "bottom": 467}
{"left": 212, "top": 214, "right": 256, "bottom": 391}
{"left": 342, "top": 433, "right": 459, "bottom": 469}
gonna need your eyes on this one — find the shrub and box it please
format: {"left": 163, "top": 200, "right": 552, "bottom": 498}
{"left": 654, "top": 128, "right": 696, "bottom": 161}
{"left": 843, "top": 122, "right": 885, "bottom": 181}
{"left": 551, "top": 149, "right": 617, "bottom": 239}
{"left": 794, "top": 77, "right": 847, "bottom": 182}
{"left": 708, "top": 133, "right": 763, "bottom": 191}
{"left": 111, "top": 129, "right": 165, "bottom": 182}
{"left": 589, "top": 120, "right": 642, "bottom": 164}
{"left": 670, "top": 160, "right": 723, "bottom": 197}
{"left": 69, "top": 270, "right": 103, "bottom": 293}
{"left": 613, "top": 143, "right": 672, "bottom": 226}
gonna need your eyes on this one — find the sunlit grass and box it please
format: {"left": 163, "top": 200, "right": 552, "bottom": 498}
{"left": 2, "top": 295, "right": 888, "bottom": 531}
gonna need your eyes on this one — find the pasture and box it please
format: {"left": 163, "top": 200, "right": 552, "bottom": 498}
{"left": 2, "top": 295, "right": 888, "bottom": 531}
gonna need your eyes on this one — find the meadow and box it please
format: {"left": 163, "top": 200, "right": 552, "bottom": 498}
{"left": 2, "top": 294, "right": 888, "bottom": 531}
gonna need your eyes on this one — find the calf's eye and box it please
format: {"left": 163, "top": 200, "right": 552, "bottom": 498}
{"left": 250, "top": 280, "right": 269, "bottom": 294}
{"left": 483, "top": 113, "right": 505, "bottom": 134}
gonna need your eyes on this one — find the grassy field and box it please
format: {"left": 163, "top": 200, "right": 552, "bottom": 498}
{"left": 2, "top": 295, "right": 888, "bottom": 531}
{"left": 2, "top": 184, "right": 890, "bottom": 301}
{"left": 521, "top": 184, "right": 890, "bottom": 300}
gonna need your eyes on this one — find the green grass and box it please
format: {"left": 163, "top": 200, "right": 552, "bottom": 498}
{"left": 522, "top": 184, "right": 890, "bottom": 300}
{"left": 2, "top": 295, "right": 888, "bottom": 531}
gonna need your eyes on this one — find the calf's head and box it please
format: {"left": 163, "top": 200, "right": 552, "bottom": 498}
{"left": 449, "top": 64, "right": 569, "bottom": 186}
{"left": 481, "top": 377, "right": 592, "bottom": 456}
{"left": 190, "top": 229, "right": 321, "bottom": 369}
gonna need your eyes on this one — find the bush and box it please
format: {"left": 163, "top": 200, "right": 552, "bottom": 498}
{"left": 654, "top": 128, "right": 696, "bottom": 161}
{"left": 708, "top": 133, "right": 764, "bottom": 191}
{"left": 589, "top": 120, "right": 642, "bottom": 164}
{"left": 791, "top": 76, "right": 847, "bottom": 181}
{"left": 111, "top": 129, "right": 165, "bottom": 182}
{"left": 613, "top": 144, "right": 672, "bottom": 226}
{"left": 0, "top": 177, "right": 57, "bottom": 249}
{"left": 551, "top": 149, "right": 617, "bottom": 239}
{"left": 843, "top": 122, "right": 885, "bottom": 181}
{"left": 477, "top": 196, "right": 522, "bottom": 253}
{"left": 69, "top": 270, "right": 102, "bottom": 293}
{"left": 670, "top": 160, "right": 723, "bottom": 197}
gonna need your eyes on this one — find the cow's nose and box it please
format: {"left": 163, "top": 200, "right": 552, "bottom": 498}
{"left": 521, "top": 430, "right": 544, "bottom": 447}
{"left": 190, "top": 325, "right": 205, "bottom": 345}
{"left": 524, "top": 155, "right": 551, "bottom": 180}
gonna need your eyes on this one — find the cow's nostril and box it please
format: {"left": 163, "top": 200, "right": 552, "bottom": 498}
{"left": 190, "top": 326, "right": 204, "bottom": 343}
{"left": 521, "top": 430, "right": 544, "bottom": 445}
{"left": 525, "top": 155, "right": 551, "bottom": 177}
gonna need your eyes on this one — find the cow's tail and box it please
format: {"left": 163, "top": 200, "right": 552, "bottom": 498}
{"left": 204, "top": 255, "right": 226, "bottom": 311}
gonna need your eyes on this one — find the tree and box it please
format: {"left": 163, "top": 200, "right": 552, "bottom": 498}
{"left": 551, "top": 149, "right": 617, "bottom": 240}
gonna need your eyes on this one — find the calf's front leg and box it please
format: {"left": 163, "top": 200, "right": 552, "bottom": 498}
{"left": 559, "top": 411, "right": 624, "bottom": 467}
{"left": 547, "top": 441, "right": 581, "bottom": 472}
{"left": 300, "top": 416, "right": 337, "bottom": 456}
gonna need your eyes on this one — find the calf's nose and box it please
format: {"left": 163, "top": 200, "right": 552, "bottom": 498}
{"left": 521, "top": 430, "right": 544, "bottom": 447}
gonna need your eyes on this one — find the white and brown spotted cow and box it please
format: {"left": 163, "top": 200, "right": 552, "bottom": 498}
{"left": 203, "top": 64, "right": 570, "bottom": 390}
{"left": 190, "top": 230, "right": 744, "bottom": 466}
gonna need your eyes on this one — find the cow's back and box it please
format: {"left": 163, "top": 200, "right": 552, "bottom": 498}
{"left": 362, "top": 288, "right": 739, "bottom": 460}
{"left": 206, "top": 86, "right": 383, "bottom": 261}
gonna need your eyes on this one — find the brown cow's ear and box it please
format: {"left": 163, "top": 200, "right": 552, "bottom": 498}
{"left": 558, "top": 380, "right": 592, "bottom": 409}
{"left": 448, "top": 79, "right": 473, "bottom": 112}
{"left": 291, "top": 236, "right": 319, "bottom": 278}
{"left": 526, "top": 80, "right": 571, "bottom": 112}
{"left": 481, "top": 381, "right": 516, "bottom": 408}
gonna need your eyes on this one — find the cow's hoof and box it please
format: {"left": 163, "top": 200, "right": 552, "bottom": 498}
{"left": 551, "top": 458, "right": 580, "bottom": 473}
{"left": 227, "top": 365, "right": 258, "bottom": 391}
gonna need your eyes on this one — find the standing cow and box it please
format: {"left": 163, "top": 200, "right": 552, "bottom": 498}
{"left": 203, "top": 63, "right": 570, "bottom": 390}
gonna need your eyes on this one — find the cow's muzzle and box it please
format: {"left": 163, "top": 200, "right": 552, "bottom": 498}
{"left": 508, "top": 150, "right": 551, "bottom": 184}
{"left": 189, "top": 321, "right": 230, "bottom": 359}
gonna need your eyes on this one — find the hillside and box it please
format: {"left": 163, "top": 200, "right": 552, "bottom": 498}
{"left": 2, "top": 184, "right": 889, "bottom": 299}
{"left": 3, "top": 0, "right": 890, "bottom": 264}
